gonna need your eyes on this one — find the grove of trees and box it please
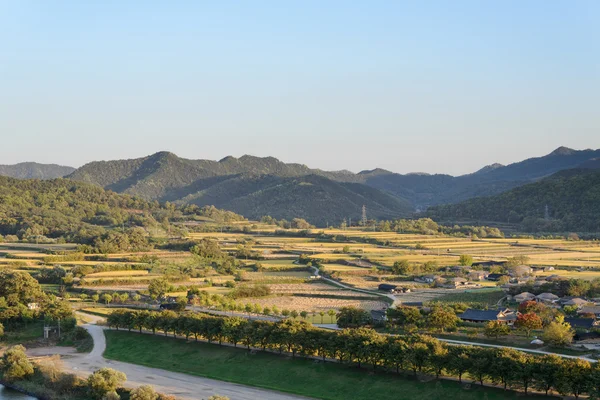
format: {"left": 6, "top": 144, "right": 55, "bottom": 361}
{"left": 106, "top": 309, "right": 599, "bottom": 398}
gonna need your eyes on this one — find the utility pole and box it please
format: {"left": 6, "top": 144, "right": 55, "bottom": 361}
{"left": 362, "top": 205, "right": 367, "bottom": 227}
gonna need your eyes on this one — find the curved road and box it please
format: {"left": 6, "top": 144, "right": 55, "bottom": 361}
{"left": 309, "top": 266, "right": 399, "bottom": 306}
{"left": 28, "top": 313, "right": 311, "bottom": 400}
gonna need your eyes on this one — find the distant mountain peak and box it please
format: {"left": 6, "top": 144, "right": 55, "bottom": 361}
{"left": 358, "top": 168, "right": 391, "bottom": 176}
{"left": 549, "top": 146, "right": 576, "bottom": 156}
{"left": 0, "top": 162, "right": 75, "bottom": 180}
{"left": 474, "top": 163, "right": 505, "bottom": 175}
{"left": 219, "top": 156, "right": 237, "bottom": 163}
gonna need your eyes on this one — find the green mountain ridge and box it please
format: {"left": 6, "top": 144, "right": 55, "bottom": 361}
{"left": 0, "top": 162, "right": 75, "bottom": 180}
{"left": 65, "top": 147, "right": 600, "bottom": 226}
{"left": 68, "top": 153, "right": 411, "bottom": 224}
{"left": 426, "top": 168, "right": 600, "bottom": 232}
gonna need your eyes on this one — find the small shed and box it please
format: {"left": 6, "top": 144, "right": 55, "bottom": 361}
{"left": 378, "top": 283, "right": 397, "bottom": 293}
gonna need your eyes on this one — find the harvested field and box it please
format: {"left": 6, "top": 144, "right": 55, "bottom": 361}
{"left": 242, "top": 295, "right": 387, "bottom": 312}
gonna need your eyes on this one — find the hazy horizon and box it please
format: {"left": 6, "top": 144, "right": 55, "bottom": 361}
{"left": 2, "top": 1, "right": 599, "bottom": 175}
{"left": 3, "top": 145, "right": 599, "bottom": 178}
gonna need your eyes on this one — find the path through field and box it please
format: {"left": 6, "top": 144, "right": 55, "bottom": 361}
{"left": 27, "top": 313, "right": 312, "bottom": 400}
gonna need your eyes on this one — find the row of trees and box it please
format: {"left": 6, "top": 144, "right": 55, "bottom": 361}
{"left": 106, "top": 309, "right": 597, "bottom": 398}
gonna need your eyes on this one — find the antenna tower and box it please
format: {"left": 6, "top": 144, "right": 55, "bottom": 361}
{"left": 362, "top": 205, "right": 367, "bottom": 226}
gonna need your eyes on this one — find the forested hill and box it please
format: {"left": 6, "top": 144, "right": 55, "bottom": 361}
{"left": 360, "top": 147, "right": 600, "bottom": 208}
{"left": 67, "top": 152, "right": 412, "bottom": 224}
{"left": 67, "top": 147, "right": 600, "bottom": 218}
{"left": 426, "top": 168, "right": 600, "bottom": 232}
{"left": 0, "top": 176, "right": 244, "bottom": 245}
{"left": 0, "top": 162, "right": 75, "bottom": 179}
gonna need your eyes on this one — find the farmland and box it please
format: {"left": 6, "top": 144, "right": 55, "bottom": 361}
{"left": 5, "top": 224, "right": 600, "bottom": 316}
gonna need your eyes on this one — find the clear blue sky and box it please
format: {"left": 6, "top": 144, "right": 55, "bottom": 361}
{"left": 1, "top": 1, "right": 598, "bottom": 175}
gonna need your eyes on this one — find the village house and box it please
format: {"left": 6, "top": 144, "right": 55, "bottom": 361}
{"left": 415, "top": 275, "right": 441, "bottom": 284}
{"left": 565, "top": 317, "right": 597, "bottom": 330}
{"left": 444, "top": 277, "right": 470, "bottom": 289}
{"left": 378, "top": 283, "right": 398, "bottom": 293}
{"left": 370, "top": 309, "right": 387, "bottom": 323}
{"left": 531, "top": 266, "right": 555, "bottom": 273}
{"left": 513, "top": 292, "right": 536, "bottom": 303}
{"left": 578, "top": 305, "right": 600, "bottom": 318}
{"left": 458, "top": 308, "right": 518, "bottom": 325}
{"left": 509, "top": 265, "right": 533, "bottom": 277}
{"left": 535, "top": 292, "right": 560, "bottom": 303}
{"left": 487, "top": 273, "right": 508, "bottom": 282}
{"left": 468, "top": 270, "right": 489, "bottom": 281}
{"left": 562, "top": 298, "right": 590, "bottom": 308}
{"left": 448, "top": 265, "right": 471, "bottom": 274}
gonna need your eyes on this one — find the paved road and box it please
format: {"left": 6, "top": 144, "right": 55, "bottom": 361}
{"left": 315, "top": 322, "right": 597, "bottom": 363}
{"left": 437, "top": 338, "right": 598, "bottom": 363}
{"left": 309, "top": 266, "right": 399, "bottom": 306}
{"left": 28, "top": 312, "right": 312, "bottom": 400}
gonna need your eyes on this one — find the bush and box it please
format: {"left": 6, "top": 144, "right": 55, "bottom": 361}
{"left": 0, "top": 345, "right": 34, "bottom": 382}
{"left": 130, "top": 385, "right": 158, "bottom": 400}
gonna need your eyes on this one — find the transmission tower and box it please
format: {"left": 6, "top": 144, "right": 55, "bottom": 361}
{"left": 362, "top": 205, "right": 367, "bottom": 226}
{"left": 544, "top": 204, "right": 550, "bottom": 220}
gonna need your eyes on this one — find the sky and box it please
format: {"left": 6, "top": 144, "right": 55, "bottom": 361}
{"left": 1, "top": 1, "right": 599, "bottom": 176}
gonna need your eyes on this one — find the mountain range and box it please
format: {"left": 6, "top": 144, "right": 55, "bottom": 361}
{"left": 426, "top": 167, "right": 600, "bottom": 232}
{"left": 0, "top": 162, "right": 75, "bottom": 180}
{"left": 1, "top": 146, "right": 599, "bottom": 228}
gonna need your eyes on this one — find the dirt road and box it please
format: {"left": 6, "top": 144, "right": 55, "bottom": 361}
{"left": 28, "top": 313, "right": 311, "bottom": 400}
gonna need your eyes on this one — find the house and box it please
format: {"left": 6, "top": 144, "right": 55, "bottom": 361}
{"left": 472, "top": 261, "right": 506, "bottom": 268}
{"left": 545, "top": 274, "right": 567, "bottom": 282}
{"left": 468, "top": 270, "right": 489, "bottom": 281}
{"left": 458, "top": 308, "right": 517, "bottom": 325}
{"left": 487, "top": 273, "right": 508, "bottom": 282}
{"left": 445, "top": 277, "right": 470, "bottom": 289}
{"left": 378, "top": 283, "right": 398, "bottom": 293}
{"left": 574, "top": 331, "right": 600, "bottom": 344}
{"left": 535, "top": 293, "right": 560, "bottom": 303}
{"left": 513, "top": 292, "right": 536, "bottom": 303}
{"left": 509, "top": 265, "right": 533, "bottom": 277}
{"left": 564, "top": 317, "right": 597, "bottom": 330}
{"left": 531, "top": 266, "right": 555, "bottom": 273}
{"left": 415, "top": 275, "right": 441, "bottom": 284}
{"left": 562, "top": 298, "right": 590, "bottom": 308}
{"left": 578, "top": 305, "right": 600, "bottom": 318}
{"left": 449, "top": 266, "right": 471, "bottom": 274}
{"left": 370, "top": 309, "right": 387, "bottom": 323}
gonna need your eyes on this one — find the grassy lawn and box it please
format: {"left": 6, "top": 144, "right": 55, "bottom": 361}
{"left": 104, "top": 330, "right": 550, "bottom": 400}
{"left": 1, "top": 321, "right": 44, "bottom": 344}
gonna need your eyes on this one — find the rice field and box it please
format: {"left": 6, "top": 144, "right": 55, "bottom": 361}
{"left": 86, "top": 270, "right": 150, "bottom": 278}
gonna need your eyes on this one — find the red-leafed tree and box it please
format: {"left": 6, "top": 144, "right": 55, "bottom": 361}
{"left": 515, "top": 312, "right": 543, "bottom": 337}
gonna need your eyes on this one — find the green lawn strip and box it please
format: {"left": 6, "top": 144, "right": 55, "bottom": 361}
{"left": 1, "top": 321, "right": 44, "bottom": 344}
{"left": 434, "top": 289, "right": 505, "bottom": 305}
{"left": 103, "top": 330, "right": 549, "bottom": 400}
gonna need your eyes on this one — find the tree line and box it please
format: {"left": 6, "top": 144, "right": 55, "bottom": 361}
{"left": 107, "top": 309, "right": 599, "bottom": 398}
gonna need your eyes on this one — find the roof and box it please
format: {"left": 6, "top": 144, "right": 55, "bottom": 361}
{"left": 487, "top": 273, "right": 507, "bottom": 280}
{"left": 458, "top": 309, "right": 502, "bottom": 322}
{"left": 536, "top": 293, "right": 559, "bottom": 301}
{"left": 565, "top": 318, "right": 595, "bottom": 329}
{"left": 579, "top": 305, "right": 600, "bottom": 315}
{"left": 574, "top": 331, "right": 600, "bottom": 342}
{"left": 448, "top": 277, "right": 468, "bottom": 282}
{"left": 378, "top": 283, "right": 397, "bottom": 290}
{"left": 564, "top": 298, "right": 589, "bottom": 306}
{"left": 514, "top": 292, "right": 536, "bottom": 300}
{"left": 370, "top": 310, "right": 387, "bottom": 321}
